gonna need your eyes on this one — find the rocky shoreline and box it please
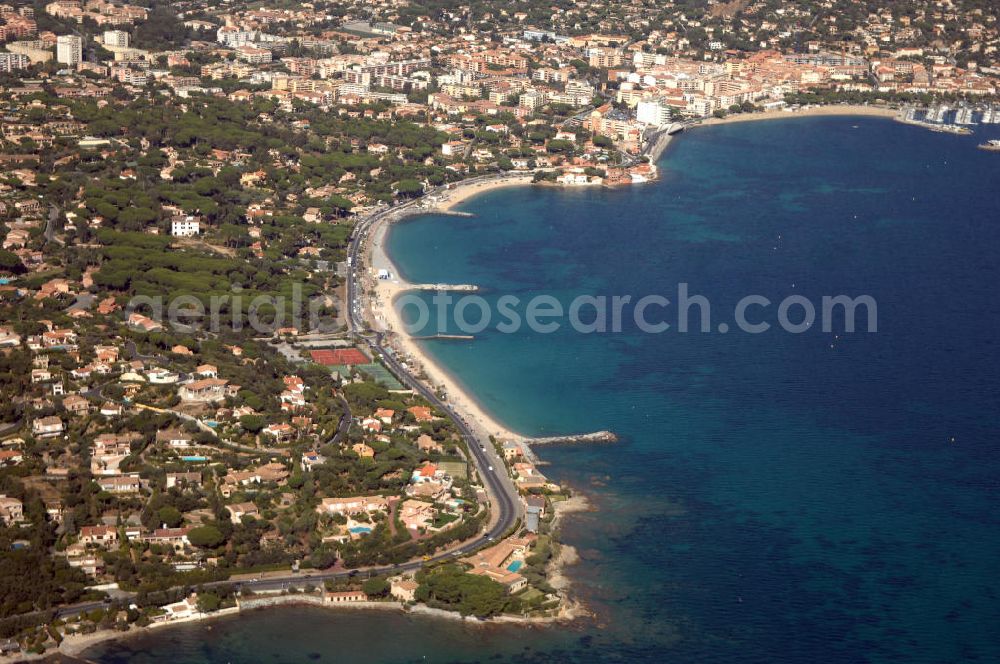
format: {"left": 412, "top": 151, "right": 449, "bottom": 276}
{"left": 10, "top": 173, "right": 613, "bottom": 664}
{"left": 8, "top": 494, "right": 597, "bottom": 661}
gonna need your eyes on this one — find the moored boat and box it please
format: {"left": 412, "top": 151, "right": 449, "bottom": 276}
{"left": 924, "top": 123, "right": 971, "bottom": 135}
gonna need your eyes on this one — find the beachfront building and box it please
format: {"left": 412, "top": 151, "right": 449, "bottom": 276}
{"left": 525, "top": 496, "right": 546, "bottom": 533}
{"left": 325, "top": 590, "right": 367, "bottom": 603}
{"left": 162, "top": 595, "right": 199, "bottom": 620}
{"left": 390, "top": 577, "right": 419, "bottom": 601}
{"left": 461, "top": 535, "right": 536, "bottom": 594}
{"left": 636, "top": 99, "right": 674, "bottom": 127}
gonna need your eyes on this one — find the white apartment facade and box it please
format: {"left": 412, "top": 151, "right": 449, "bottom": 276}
{"left": 170, "top": 217, "right": 200, "bottom": 237}
{"left": 56, "top": 34, "right": 82, "bottom": 66}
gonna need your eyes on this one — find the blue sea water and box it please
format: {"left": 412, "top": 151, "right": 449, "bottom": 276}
{"left": 89, "top": 117, "right": 1000, "bottom": 663}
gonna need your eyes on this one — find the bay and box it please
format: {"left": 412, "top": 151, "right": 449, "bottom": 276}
{"left": 90, "top": 117, "right": 1000, "bottom": 663}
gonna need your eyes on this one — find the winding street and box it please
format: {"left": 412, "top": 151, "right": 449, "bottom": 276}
{"left": 41, "top": 181, "right": 527, "bottom": 624}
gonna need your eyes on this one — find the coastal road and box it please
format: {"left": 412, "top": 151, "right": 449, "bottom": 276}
{"left": 344, "top": 180, "right": 524, "bottom": 537}
{"left": 18, "top": 180, "right": 526, "bottom": 629}
{"left": 43, "top": 180, "right": 527, "bottom": 625}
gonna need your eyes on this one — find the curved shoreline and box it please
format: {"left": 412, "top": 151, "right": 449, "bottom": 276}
{"left": 18, "top": 111, "right": 926, "bottom": 662}
{"left": 67, "top": 589, "right": 593, "bottom": 661}
{"left": 428, "top": 174, "right": 538, "bottom": 212}
{"left": 691, "top": 103, "right": 899, "bottom": 127}
{"left": 366, "top": 175, "right": 535, "bottom": 445}
{"left": 363, "top": 105, "right": 911, "bottom": 477}
{"left": 8, "top": 491, "right": 596, "bottom": 661}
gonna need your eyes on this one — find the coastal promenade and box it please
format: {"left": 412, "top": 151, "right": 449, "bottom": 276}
{"left": 638, "top": 105, "right": 902, "bottom": 162}
{"left": 345, "top": 174, "right": 530, "bottom": 536}
{"left": 693, "top": 103, "right": 899, "bottom": 127}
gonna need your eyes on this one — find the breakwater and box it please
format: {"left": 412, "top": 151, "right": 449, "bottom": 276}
{"left": 525, "top": 430, "right": 619, "bottom": 446}
{"left": 409, "top": 283, "right": 479, "bottom": 292}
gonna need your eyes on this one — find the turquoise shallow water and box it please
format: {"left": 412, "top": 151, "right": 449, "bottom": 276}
{"left": 90, "top": 117, "right": 1000, "bottom": 663}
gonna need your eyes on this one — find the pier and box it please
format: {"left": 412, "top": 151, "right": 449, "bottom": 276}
{"left": 434, "top": 210, "right": 474, "bottom": 217}
{"left": 524, "top": 430, "right": 619, "bottom": 446}
{"left": 410, "top": 283, "right": 480, "bottom": 292}
{"left": 897, "top": 104, "right": 998, "bottom": 134}
{"left": 412, "top": 206, "right": 475, "bottom": 218}
{"left": 411, "top": 334, "right": 475, "bottom": 341}
{"left": 520, "top": 430, "right": 619, "bottom": 464}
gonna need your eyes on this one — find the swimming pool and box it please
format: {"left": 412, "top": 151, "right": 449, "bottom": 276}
{"left": 506, "top": 560, "right": 523, "bottom": 572}
{"left": 181, "top": 456, "right": 208, "bottom": 462}
{"left": 348, "top": 526, "right": 372, "bottom": 534}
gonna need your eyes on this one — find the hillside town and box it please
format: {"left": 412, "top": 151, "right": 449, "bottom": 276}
{"left": 1, "top": 0, "right": 999, "bottom": 187}
{"left": 0, "top": 0, "right": 999, "bottom": 656}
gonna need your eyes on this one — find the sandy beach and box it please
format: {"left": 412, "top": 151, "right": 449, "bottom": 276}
{"left": 360, "top": 105, "right": 901, "bottom": 454}
{"left": 53, "top": 607, "right": 243, "bottom": 658}
{"left": 361, "top": 185, "right": 595, "bottom": 618}
{"left": 427, "top": 174, "right": 535, "bottom": 211}
{"left": 59, "top": 627, "right": 138, "bottom": 658}
{"left": 51, "top": 601, "right": 429, "bottom": 659}
{"left": 363, "top": 177, "right": 534, "bottom": 449}
{"left": 694, "top": 104, "right": 899, "bottom": 127}
{"left": 371, "top": 269, "right": 527, "bottom": 446}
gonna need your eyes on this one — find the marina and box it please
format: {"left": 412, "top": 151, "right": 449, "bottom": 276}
{"left": 900, "top": 103, "right": 1000, "bottom": 135}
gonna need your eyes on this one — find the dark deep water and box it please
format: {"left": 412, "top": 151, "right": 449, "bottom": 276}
{"left": 90, "top": 117, "right": 1000, "bottom": 663}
